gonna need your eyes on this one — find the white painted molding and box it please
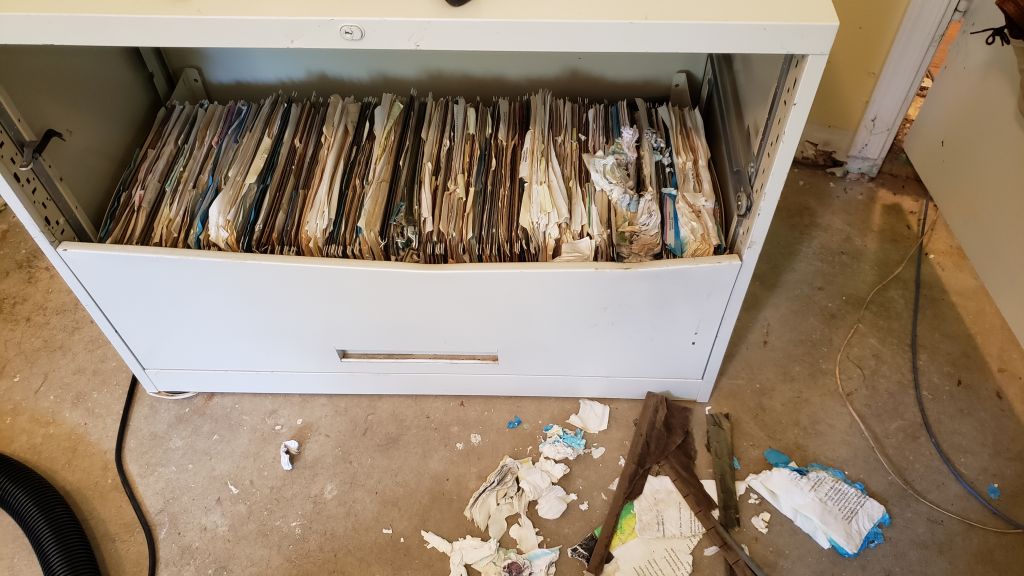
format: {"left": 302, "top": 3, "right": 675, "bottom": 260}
{"left": 846, "top": 0, "right": 960, "bottom": 176}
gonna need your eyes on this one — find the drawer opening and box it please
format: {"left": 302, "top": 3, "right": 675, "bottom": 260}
{"left": 0, "top": 47, "right": 796, "bottom": 266}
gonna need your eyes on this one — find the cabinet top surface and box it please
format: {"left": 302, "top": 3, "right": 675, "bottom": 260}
{"left": 0, "top": 0, "right": 837, "bottom": 53}
{"left": 2, "top": 0, "right": 837, "bottom": 24}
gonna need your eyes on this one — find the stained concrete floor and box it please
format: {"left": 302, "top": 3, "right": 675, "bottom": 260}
{"left": 1, "top": 166, "right": 1023, "bottom": 575}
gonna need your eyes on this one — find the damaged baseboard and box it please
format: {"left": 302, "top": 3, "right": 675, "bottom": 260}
{"left": 795, "top": 123, "right": 853, "bottom": 167}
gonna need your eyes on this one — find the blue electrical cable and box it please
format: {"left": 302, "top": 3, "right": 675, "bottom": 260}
{"left": 911, "top": 200, "right": 1024, "bottom": 531}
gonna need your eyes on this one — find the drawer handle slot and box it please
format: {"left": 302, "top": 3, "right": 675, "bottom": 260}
{"left": 337, "top": 350, "right": 498, "bottom": 364}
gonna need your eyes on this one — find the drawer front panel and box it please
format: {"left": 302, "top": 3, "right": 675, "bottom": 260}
{"left": 60, "top": 243, "right": 740, "bottom": 380}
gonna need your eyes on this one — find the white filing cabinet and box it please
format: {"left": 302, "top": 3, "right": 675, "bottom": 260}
{"left": 0, "top": 1, "right": 837, "bottom": 400}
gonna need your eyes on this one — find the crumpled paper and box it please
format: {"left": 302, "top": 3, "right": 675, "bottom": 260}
{"left": 567, "top": 399, "right": 610, "bottom": 433}
{"left": 422, "top": 530, "right": 559, "bottom": 576}
{"left": 539, "top": 425, "right": 586, "bottom": 461}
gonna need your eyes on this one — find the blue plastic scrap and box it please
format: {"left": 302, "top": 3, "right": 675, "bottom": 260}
{"left": 732, "top": 456, "right": 741, "bottom": 471}
{"left": 763, "top": 448, "right": 793, "bottom": 469}
{"left": 506, "top": 416, "right": 523, "bottom": 430}
{"left": 988, "top": 483, "right": 1001, "bottom": 500}
{"left": 539, "top": 425, "right": 587, "bottom": 459}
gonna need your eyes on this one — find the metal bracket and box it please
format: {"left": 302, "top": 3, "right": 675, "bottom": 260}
{"left": 169, "top": 68, "right": 208, "bottom": 103}
{"left": 18, "top": 128, "right": 64, "bottom": 171}
{"left": 0, "top": 86, "right": 96, "bottom": 242}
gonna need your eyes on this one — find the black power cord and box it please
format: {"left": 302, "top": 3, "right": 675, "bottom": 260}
{"left": 115, "top": 376, "right": 156, "bottom": 576}
{"left": 911, "top": 201, "right": 1024, "bottom": 531}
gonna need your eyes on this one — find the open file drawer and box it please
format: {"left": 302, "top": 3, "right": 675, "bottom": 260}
{"left": 0, "top": 1, "right": 837, "bottom": 400}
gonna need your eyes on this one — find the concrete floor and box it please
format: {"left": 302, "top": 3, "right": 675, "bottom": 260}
{"left": 1, "top": 167, "right": 1022, "bottom": 575}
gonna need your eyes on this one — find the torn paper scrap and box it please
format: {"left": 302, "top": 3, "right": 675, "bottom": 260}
{"left": 470, "top": 433, "right": 482, "bottom": 446}
{"left": 618, "top": 456, "right": 626, "bottom": 467}
{"left": 536, "top": 485, "right": 577, "bottom": 520}
{"left": 591, "top": 446, "right": 607, "bottom": 459}
{"left": 751, "top": 512, "right": 770, "bottom": 534}
{"left": 567, "top": 399, "right": 610, "bottom": 433}
{"left": 280, "top": 440, "right": 300, "bottom": 471}
{"left": 383, "top": 527, "right": 394, "bottom": 535}
{"left": 745, "top": 449, "right": 890, "bottom": 557}
{"left": 488, "top": 548, "right": 559, "bottom": 576}
{"left": 579, "top": 501, "right": 590, "bottom": 511}
{"left": 517, "top": 460, "right": 555, "bottom": 502}
{"left": 509, "top": 514, "right": 543, "bottom": 553}
{"left": 507, "top": 416, "right": 523, "bottom": 430}
{"left": 633, "top": 475, "right": 705, "bottom": 539}
{"left": 421, "top": 531, "right": 498, "bottom": 576}
{"left": 539, "top": 425, "right": 587, "bottom": 460}
{"left": 421, "top": 530, "right": 559, "bottom": 576}
{"left": 602, "top": 535, "right": 698, "bottom": 576}
{"left": 227, "top": 481, "right": 239, "bottom": 495}
{"left": 535, "top": 457, "right": 570, "bottom": 483}
{"left": 464, "top": 457, "right": 526, "bottom": 539}
{"left": 608, "top": 477, "right": 620, "bottom": 491}
{"left": 703, "top": 546, "right": 720, "bottom": 557}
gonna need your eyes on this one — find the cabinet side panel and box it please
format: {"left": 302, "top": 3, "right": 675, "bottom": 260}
{"left": 0, "top": 46, "right": 159, "bottom": 227}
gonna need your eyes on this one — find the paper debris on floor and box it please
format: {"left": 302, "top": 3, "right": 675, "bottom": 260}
{"left": 751, "top": 512, "right": 771, "bottom": 534}
{"left": 509, "top": 514, "right": 543, "bottom": 553}
{"left": 539, "top": 425, "right": 587, "bottom": 461}
{"left": 703, "top": 545, "right": 720, "bottom": 556}
{"left": 745, "top": 448, "right": 890, "bottom": 557}
{"left": 618, "top": 456, "right": 625, "bottom": 467}
{"left": 568, "top": 501, "right": 638, "bottom": 566}
{"left": 279, "top": 439, "right": 300, "bottom": 471}
{"left": 465, "top": 457, "right": 525, "bottom": 539}
{"left": 633, "top": 476, "right": 705, "bottom": 539}
{"left": 421, "top": 530, "right": 560, "bottom": 576}
{"left": 424, "top": 400, "right": 622, "bottom": 575}
{"left": 537, "top": 485, "right": 577, "bottom": 520}
{"left": 579, "top": 501, "right": 590, "bottom": 511}
{"left": 383, "top": 527, "right": 394, "bottom": 535}
{"left": 571, "top": 476, "right": 705, "bottom": 576}
{"left": 608, "top": 477, "right": 619, "bottom": 491}
{"left": 534, "top": 457, "right": 570, "bottom": 483}
{"left": 567, "top": 399, "right": 610, "bottom": 433}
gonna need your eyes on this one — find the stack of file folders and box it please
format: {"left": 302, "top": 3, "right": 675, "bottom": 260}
{"left": 99, "top": 91, "right": 725, "bottom": 263}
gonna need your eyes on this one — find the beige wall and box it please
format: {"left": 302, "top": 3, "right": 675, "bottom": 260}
{"left": 808, "top": 0, "right": 911, "bottom": 140}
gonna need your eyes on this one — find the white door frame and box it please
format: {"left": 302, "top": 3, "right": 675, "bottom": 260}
{"left": 845, "top": 0, "right": 966, "bottom": 176}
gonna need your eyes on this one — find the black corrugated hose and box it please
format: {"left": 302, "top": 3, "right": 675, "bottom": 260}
{"left": 0, "top": 454, "right": 101, "bottom": 575}
{"left": 1, "top": 375, "right": 156, "bottom": 575}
